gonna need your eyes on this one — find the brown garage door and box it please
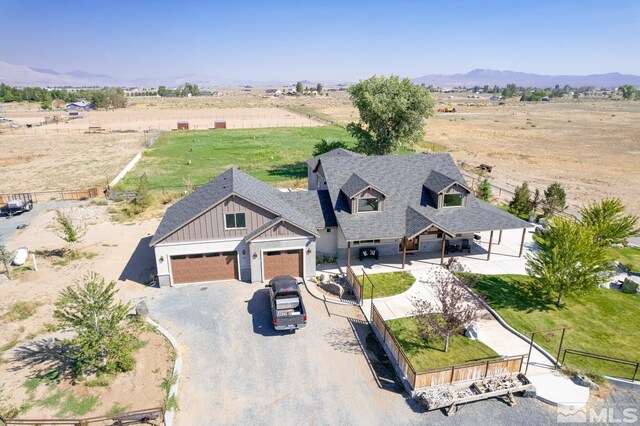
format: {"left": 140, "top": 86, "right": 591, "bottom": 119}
{"left": 171, "top": 252, "right": 238, "bottom": 284}
{"left": 263, "top": 249, "right": 303, "bottom": 280}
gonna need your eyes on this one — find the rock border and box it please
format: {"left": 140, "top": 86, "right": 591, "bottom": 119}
{"left": 146, "top": 317, "right": 182, "bottom": 426}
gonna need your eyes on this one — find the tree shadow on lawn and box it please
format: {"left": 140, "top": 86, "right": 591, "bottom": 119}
{"left": 9, "top": 338, "right": 74, "bottom": 380}
{"left": 267, "top": 162, "right": 308, "bottom": 180}
{"left": 475, "top": 275, "right": 557, "bottom": 314}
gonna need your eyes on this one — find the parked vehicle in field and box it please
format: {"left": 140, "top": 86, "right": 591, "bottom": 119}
{"left": 12, "top": 247, "right": 29, "bottom": 266}
{"left": 265, "top": 275, "right": 307, "bottom": 331}
{"left": 3, "top": 196, "right": 33, "bottom": 217}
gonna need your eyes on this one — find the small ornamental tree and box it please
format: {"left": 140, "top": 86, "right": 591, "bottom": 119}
{"left": 54, "top": 272, "right": 135, "bottom": 377}
{"left": 542, "top": 182, "right": 568, "bottom": 217}
{"left": 579, "top": 198, "right": 639, "bottom": 246}
{"left": 54, "top": 209, "right": 86, "bottom": 246}
{"left": 0, "top": 245, "right": 13, "bottom": 280}
{"left": 476, "top": 178, "right": 492, "bottom": 202}
{"left": 530, "top": 188, "right": 542, "bottom": 213}
{"left": 509, "top": 181, "right": 532, "bottom": 217}
{"left": 412, "top": 270, "right": 482, "bottom": 353}
{"left": 134, "top": 173, "right": 151, "bottom": 210}
{"left": 312, "top": 138, "right": 348, "bottom": 156}
{"left": 526, "top": 218, "right": 612, "bottom": 306}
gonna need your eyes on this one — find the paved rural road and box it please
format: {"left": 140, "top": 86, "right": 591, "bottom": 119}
{"left": 144, "top": 281, "right": 561, "bottom": 425}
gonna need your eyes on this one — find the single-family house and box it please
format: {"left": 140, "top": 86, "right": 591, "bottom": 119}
{"left": 65, "top": 100, "right": 93, "bottom": 111}
{"left": 150, "top": 149, "right": 530, "bottom": 286}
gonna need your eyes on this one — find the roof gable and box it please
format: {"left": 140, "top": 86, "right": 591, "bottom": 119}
{"left": 150, "top": 168, "right": 318, "bottom": 246}
{"left": 424, "top": 170, "right": 470, "bottom": 194}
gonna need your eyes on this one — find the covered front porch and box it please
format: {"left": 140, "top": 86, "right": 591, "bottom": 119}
{"left": 332, "top": 227, "right": 536, "bottom": 276}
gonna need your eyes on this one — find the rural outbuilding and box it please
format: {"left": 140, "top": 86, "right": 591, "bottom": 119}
{"left": 177, "top": 121, "right": 189, "bottom": 130}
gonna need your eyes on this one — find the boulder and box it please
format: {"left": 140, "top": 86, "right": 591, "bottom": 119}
{"left": 622, "top": 276, "right": 640, "bottom": 294}
{"left": 320, "top": 282, "right": 343, "bottom": 297}
{"left": 572, "top": 374, "right": 600, "bottom": 391}
{"left": 464, "top": 324, "right": 480, "bottom": 340}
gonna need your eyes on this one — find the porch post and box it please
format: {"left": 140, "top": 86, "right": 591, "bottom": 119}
{"left": 402, "top": 238, "right": 407, "bottom": 269}
{"left": 519, "top": 228, "right": 526, "bottom": 257}
{"left": 347, "top": 241, "right": 351, "bottom": 268}
{"left": 487, "top": 230, "right": 494, "bottom": 261}
{"left": 440, "top": 238, "right": 446, "bottom": 265}
{"left": 498, "top": 229, "right": 503, "bottom": 245}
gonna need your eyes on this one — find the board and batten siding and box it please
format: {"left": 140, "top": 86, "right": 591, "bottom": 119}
{"left": 161, "top": 195, "right": 277, "bottom": 243}
{"left": 252, "top": 221, "right": 312, "bottom": 240}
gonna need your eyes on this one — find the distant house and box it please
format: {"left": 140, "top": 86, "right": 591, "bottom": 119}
{"left": 265, "top": 89, "right": 283, "bottom": 96}
{"left": 65, "top": 100, "right": 93, "bottom": 111}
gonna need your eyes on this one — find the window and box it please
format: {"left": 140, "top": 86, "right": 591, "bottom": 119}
{"left": 225, "top": 212, "right": 246, "bottom": 229}
{"left": 443, "top": 194, "right": 464, "bottom": 207}
{"left": 358, "top": 197, "right": 379, "bottom": 212}
{"left": 353, "top": 239, "right": 380, "bottom": 245}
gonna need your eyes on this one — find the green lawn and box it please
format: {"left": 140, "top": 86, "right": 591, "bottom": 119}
{"left": 362, "top": 271, "right": 415, "bottom": 299}
{"left": 467, "top": 274, "right": 640, "bottom": 379}
{"left": 606, "top": 246, "right": 640, "bottom": 273}
{"left": 386, "top": 316, "right": 499, "bottom": 371}
{"left": 118, "top": 126, "right": 356, "bottom": 190}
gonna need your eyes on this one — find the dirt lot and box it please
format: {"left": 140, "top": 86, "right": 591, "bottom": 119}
{"left": 0, "top": 133, "right": 143, "bottom": 193}
{"left": 0, "top": 204, "right": 171, "bottom": 419}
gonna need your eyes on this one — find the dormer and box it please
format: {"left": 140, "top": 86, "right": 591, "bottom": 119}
{"left": 341, "top": 173, "right": 387, "bottom": 213}
{"left": 423, "top": 171, "right": 471, "bottom": 209}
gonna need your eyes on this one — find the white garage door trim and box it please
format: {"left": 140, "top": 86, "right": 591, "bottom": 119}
{"left": 260, "top": 245, "right": 306, "bottom": 282}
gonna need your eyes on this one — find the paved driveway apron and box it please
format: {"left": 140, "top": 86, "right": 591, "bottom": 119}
{"left": 145, "top": 282, "right": 559, "bottom": 426}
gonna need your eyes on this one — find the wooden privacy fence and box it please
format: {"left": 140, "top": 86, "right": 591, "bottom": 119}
{"left": 370, "top": 304, "right": 526, "bottom": 390}
{"left": 0, "top": 188, "right": 101, "bottom": 204}
{"left": 346, "top": 265, "right": 364, "bottom": 304}
{"left": 0, "top": 406, "right": 163, "bottom": 425}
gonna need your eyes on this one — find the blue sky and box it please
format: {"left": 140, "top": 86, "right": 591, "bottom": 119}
{"left": 2, "top": 0, "right": 639, "bottom": 81}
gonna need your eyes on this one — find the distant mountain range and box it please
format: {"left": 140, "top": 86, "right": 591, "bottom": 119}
{"left": 412, "top": 69, "right": 640, "bottom": 88}
{"left": 1, "top": 60, "right": 639, "bottom": 88}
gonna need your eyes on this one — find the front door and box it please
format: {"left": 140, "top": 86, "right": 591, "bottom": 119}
{"left": 400, "top": 237, "right": 419, "bottom": 252}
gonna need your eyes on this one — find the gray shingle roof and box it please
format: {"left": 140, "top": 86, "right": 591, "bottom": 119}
{"left": 150, "top": 168, "right": 318, "bottom": 246}
{"left": 277, "top": 190, "right": 337, "bottom": 228}
{"left": 424, "top": 170, "right": 468, "bottom": 193}
{"left": 306, "top": 148, "right": 362, "bottom": 172}
{"left": 243, "top": 216, "right": 283, "bottom": 242}
{"left": 340, "top": 173, "right": 371, "bottom": 199}
{"left": 319, "top": 153, "right": 530, "bottom": 241}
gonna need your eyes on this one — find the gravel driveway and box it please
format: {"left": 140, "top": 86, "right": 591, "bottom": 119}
{"left": 144, "top": 281, "right": 562, "bottom": 425}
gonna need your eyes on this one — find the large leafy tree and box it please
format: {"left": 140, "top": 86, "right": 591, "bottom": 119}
{"left": 526, "top": 218, "right": 612, "bottom": 306}
{"left": 346, "top": 75, "right": 435, "bottom": 155}
{"left": 412, "top": 270, "right": 481, "bottom": 352}
{"left": 54, "top": 272, "right": 135, "bottom": 377}
{"left": 542, "top": 182, "right": 568, "bottom": 217}
{"left": 619, "top": 84, "right": 637, "bottom": 100}
{"left": 579, "top": 198, "right": 639, "bottom": 246}
{"left": 509, "top": 181, "right": 532, "bottom": 217}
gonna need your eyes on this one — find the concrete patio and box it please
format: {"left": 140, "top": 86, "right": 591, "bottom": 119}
{"left": 318, "top": 227, "right": 538, "bottom": 277}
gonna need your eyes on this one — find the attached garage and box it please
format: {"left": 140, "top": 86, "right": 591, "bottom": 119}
{"left": 263, "top": 249, "right": 303, "bottom": 280}
{"left": 170, "top": 252, "right": 238, "bottom": 284}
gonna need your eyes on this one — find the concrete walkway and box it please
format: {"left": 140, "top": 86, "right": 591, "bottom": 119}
{"left": 362, "top": 267, "right": 590, "bottom": 409}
